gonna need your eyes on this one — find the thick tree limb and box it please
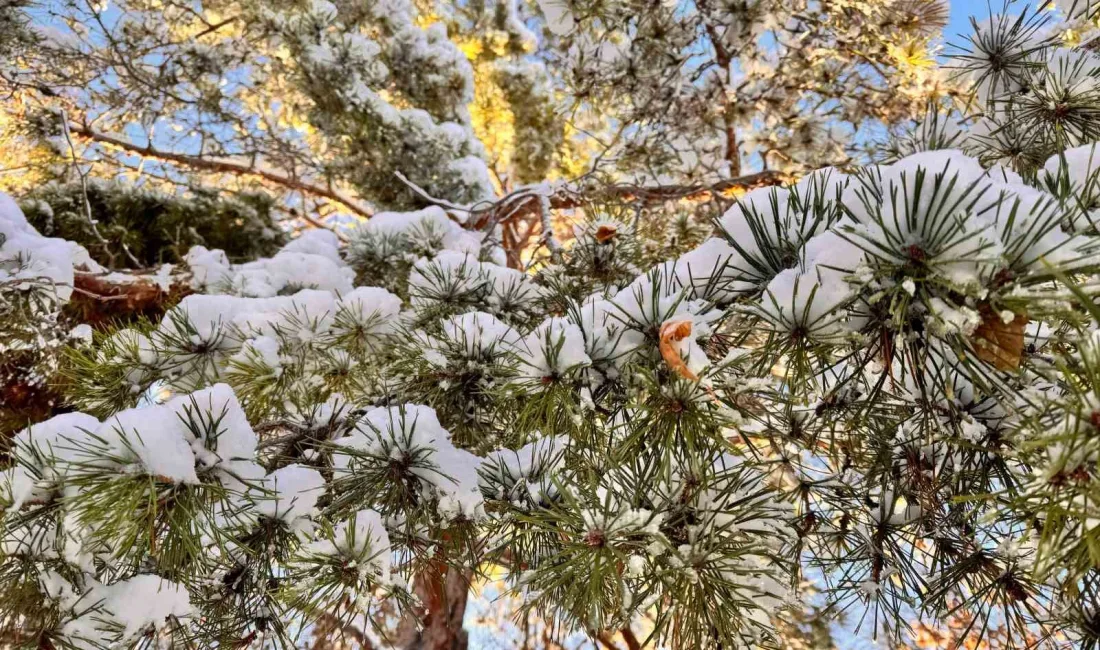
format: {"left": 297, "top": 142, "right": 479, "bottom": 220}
{"left": 703, "top": 21, "right": 742, "bottom": 177}
{"left": 465, "top": 171, "right": 788, "bottom": 267}
{"left": 619, "top": 627, "right": 642, "bottom": 650}
{"left": 311, "top": 612, "right": 376, "bottom": 650}
{"left": 594, "top": 628, "right": 641, "bottom": 650}
{"left": 398, "top": 551, "right": 471, "bottom": 650}
{"left": 68, "top": 122, "right": 375, "bottom": 220}
{"left": 69, "top": 269, "right": 192, "bottom": 324}
{"left": 468, "top": 171, "right": 788, "bottom": 231}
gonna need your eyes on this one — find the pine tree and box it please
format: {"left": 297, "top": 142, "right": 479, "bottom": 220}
{"left": 0, "top": 0, "right": 945, "bottom": 221}
{"left": 0, "top": 0, "right": 564, "bottom": 214}
{"left": 538, "top": 0, "right": 953, "bottom": 179}
{"left": 5, "top": 0, "right": 1100, "bottom": 649}
{"left": 19, "top": 181, "right": 285, "bottom": 269}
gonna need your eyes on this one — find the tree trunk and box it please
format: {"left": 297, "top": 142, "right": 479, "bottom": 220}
{"left": 399, "top": 558, "right": 470, "bottom": 650}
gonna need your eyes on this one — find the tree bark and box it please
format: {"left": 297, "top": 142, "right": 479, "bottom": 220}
{"left": 703, "top": 20, "right": 741, "bottom": 176}
{"left": 467, "top": 171, "right": 786, "bottom": 267}
{"left": 2, "top": 268, "right": 192, "bottom": 435}
{"left": 399, "top": 558, "right": 470, "bottom": 650}
{"left": 619, "top": 627, "right": 642, "bottom": 650}
{"left": 69, "top": 270, "right": 192, "bottom": 325}
{"left": 310, "top": 613, "right": 376, "bottom": 650}
{"left": 469, "top": 171, "right": 786, "bottom": 233}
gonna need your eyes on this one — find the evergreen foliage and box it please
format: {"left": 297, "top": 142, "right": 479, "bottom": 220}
{"left": 19, "top": 182, "right": 285, "bottom": 269}
{"left": 7, "top": 134, "right": 1100, "bottom": 646}
{"left": 5, "top": 0, "right": 1100, "bottom": 649}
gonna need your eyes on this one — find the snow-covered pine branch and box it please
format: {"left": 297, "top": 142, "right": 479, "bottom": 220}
{"left": 5, "top": 0, "right": 1100, "bottom": 649}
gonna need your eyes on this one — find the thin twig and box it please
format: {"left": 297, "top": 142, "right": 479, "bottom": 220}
{"left": 59, "top": 110, "right": 142, "bottom": 268}
{"left": 537, "top": 193, "right": 563, "bottom": 263}
{"left": 393, "top": 171, "right": 470, "bottom": 213}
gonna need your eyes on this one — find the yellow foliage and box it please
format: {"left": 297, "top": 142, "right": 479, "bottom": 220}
{"left": 888, "top": 37, "right": 935, "bottom": 69}
{"left": 458, "top": 38, "right": 484, "bottom": 59}
{"left": 0, "top": 98, "right": 58, "bottom": 195}
{"left": 468, "top": 60, "right": 517, "bottom": 182}
{"left": 414, "top": 11, "right": 439, "bottom": 29}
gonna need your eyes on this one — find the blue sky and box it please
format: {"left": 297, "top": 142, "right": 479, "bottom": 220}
{"left": 946, "top": 0, "right": 992, "bottom": 44}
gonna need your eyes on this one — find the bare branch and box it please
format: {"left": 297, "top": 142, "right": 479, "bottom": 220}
{"left": 67, "top": 121, "right": 375, "bottom": 221}
{"left": 537, "top": 193, "right": 563, "bottom": 264}
{"left": 394, "top": 171, "right": 470, "bottom": 213}
{"left": 59, "top": 111, "right": 141, "bottom": 268}
{"left": 469, "top": 171, "right": 788, "bottom": 229}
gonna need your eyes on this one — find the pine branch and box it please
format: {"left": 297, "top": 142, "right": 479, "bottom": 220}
{"left": 595, "top": 631, "right": 624, "bottom": 650}
{"left": 69, "top": 269, "right": 191, "bottom": 324}
{"left": 67, "top": 121, "right": 375, "bottom": 221}
{"left": 468, "top": 171, "right": 789, "bottom": 231}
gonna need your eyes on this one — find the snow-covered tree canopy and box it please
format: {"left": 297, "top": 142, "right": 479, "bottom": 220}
{"left": 5, "top": 0, "right": 1100, "bottom": 648}
{"left": 0, "top": 0, "right": 948, "bottom": 215}
{"left": 540, "top": 0, "right": 954, "bottom": 179}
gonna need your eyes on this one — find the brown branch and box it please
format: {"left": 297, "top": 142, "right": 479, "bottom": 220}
{"left": 704, "top": 21, "right": 741, "bottom": 176}
{"left": 574, "top": 170, "right": 788, "bottom": 204}
{"left": 312, "top": 613, "right": 376, "bottom": 650}
{"left": 619, "top": 627, "right": 642, "bottom": 650}
{"left": 278, "top": 206, "right": 349, "bottom": 242}
{"left": 595, "top": 632, "right": 623, "bottom": 650}
{"left": 471, "top": 170, "right": 787, "bottom": 230}
{"left": 69, "top": 269, "right": 192, "bottom": 324}
{"left": 398, "top": 543, "right": 471, "bottom": 650}
{"left": 591, "top": 626, "right": 643, "bottom": 650}
{"left": 469, "top": 171, "right": 789, "bottom": 267}
{"left": 191, "top": 16, "right": 239, "bottom": 40}
{"left": 67, "top": 121, "right": 374, "bottom": 220}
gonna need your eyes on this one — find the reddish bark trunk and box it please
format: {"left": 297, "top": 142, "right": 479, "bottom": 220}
{"left": 399, "top": 559, "right": 470, "bottom": 650}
